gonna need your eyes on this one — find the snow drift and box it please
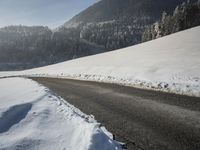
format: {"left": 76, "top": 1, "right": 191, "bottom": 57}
{"left": 1, "top": 26, "right": 200, "bottom": 97}
{"left": 0, "top": 77, "right": 123, "bottom": 150}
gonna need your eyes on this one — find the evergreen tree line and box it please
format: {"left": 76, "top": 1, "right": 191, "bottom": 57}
{"left": 142, "top": 0, "right": 200, "bottom": 42}
{"left": 79, "top": 17, "right": 152, "bottom": 51}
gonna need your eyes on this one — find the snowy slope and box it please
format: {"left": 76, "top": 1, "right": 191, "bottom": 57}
{"left": 1, "top": 26, "right": 200, "bottom": 97}
{"left": 0, "top": 77, "right": 123, "bottom": 150}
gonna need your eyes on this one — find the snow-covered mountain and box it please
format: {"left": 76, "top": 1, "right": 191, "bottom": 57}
{"left": 2, "top": 26, "right": 200, "bottom": 97}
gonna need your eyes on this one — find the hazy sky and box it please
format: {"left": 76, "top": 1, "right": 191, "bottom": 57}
{"left": 0, "top": 0, "right": 99, "bottom": 28}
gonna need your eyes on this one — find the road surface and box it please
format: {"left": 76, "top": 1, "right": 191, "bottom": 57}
{"left": 32, "top": 77, "right": 200, "bottom": 150}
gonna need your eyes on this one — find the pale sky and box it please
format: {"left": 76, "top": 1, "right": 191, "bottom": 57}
{"left": 0, "top": 0, "right": 99, "bottom": 28}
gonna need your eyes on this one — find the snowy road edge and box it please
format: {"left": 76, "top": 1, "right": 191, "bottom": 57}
{"left": 30, "top": 78, "right": 127, "bottom": 149}
{"left": 25, "top": 74, "right": 200, "bottom": 97}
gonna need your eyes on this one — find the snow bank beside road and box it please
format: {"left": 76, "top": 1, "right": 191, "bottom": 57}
{"left": 1, "top": 26, "right": 200, "bottom": 97}
{"left": 0, "top": 77, "right": 123, "bottom": 150}
{"left": 25, "top": 26, "right": 200, "bottom": 97}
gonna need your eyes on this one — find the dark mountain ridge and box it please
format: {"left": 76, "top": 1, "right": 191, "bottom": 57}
{"left": 66, "top": 0, "right": 195, "bottom": 25}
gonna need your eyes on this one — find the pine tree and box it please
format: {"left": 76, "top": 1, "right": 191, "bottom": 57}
{"left": 161, "top": 11, "right": 167, "bottom": 23}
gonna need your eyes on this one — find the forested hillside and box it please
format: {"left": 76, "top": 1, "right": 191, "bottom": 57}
{"left": 0, "top": 26, "right": 103, "bottom": 70}
{"left": 63, "top": 0, "right": 196, "bottom": 50}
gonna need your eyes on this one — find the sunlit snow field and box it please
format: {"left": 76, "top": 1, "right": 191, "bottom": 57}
{"left": 0, "top": 77, "right": 123, "bottom": 150}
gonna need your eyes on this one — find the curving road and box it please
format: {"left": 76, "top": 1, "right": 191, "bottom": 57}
{"left": 32, "top": 77, "right": 200, "bottom": 150}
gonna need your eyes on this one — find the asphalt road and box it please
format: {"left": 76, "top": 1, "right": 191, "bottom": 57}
{"left": 32, "top": 77, "right": 200, "bottom": 150}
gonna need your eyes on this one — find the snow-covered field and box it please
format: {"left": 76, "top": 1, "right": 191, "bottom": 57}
{"left": 0, "top": 77, "right": 123, "bottom": 150}
{"left": 0, "top": 26, "right": 200, "bottom": 97}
